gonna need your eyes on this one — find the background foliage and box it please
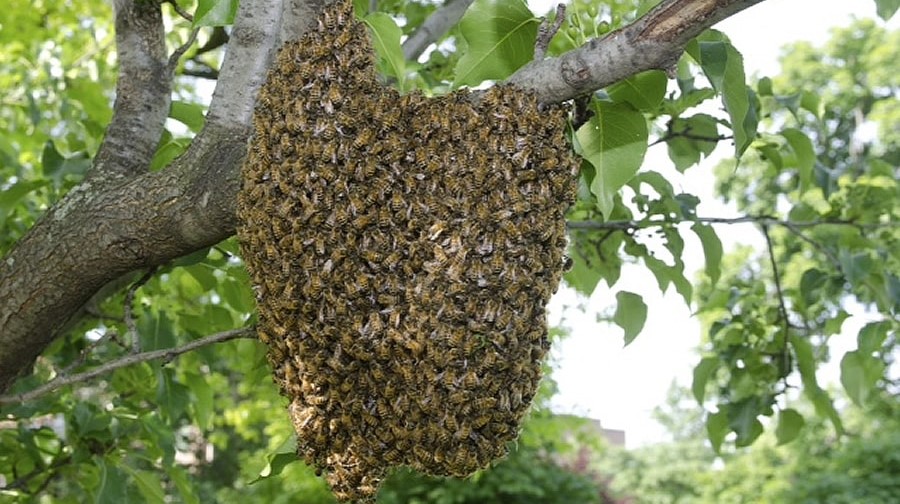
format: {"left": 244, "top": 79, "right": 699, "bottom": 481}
{"left": 1, "top": 0, "right": 896, "bottom": 502}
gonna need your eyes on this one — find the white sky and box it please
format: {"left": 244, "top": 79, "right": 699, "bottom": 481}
{"left": 541, "top": 0, "right": 897, "bottom": 447}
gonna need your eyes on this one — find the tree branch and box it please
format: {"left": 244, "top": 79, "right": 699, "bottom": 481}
{"left": 0, "top": 327, "right": 256, "bottom": 405}
{"left": 507, "top": 0, "right": 766, "bottom": 102}
{"left": 402, "top": 0, "right": 475, "bottom": 62}
{"left": 0, "top": 0, "right": 284, "bottom": 394}
{"left": 761, "top": 224, "right": 790, "bottom": 330}
{"left": 565, "top": 216, "right": 893, "bottom": 231}
{"left": 92, "top": 0, "right": 171, "bottom": 179}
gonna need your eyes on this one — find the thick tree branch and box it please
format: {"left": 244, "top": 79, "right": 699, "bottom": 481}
{"left": 0, "top": 327, "right": 256, "bottom": 405}
{"left": 507, "top": 0, "right": 766, "bottom": 101}
{"left": 402, "top": 0, "right": 475, "bottom": 62}
{"left": 92, "top": 0, "right": 171, "bottom": 179}
{"left": 0, "top": 0, "right": 284, "bottom": 394}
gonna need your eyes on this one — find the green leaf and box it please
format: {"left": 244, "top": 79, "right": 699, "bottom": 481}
{"left": 453, "top": 0, "right": 538, "bottom": 87}
{"left": 642, "top": 253, "right": 692, "bottom": 305}
{"left": 613, "top": 291, "right": 647, "bottom": 346}
{"left": 691, "top": 223, "right": 722, "bottom": 286}
{"left": 251, "top": 435, "right": 299, "bottom": 484}
{"left": 67, "top": 76, "right": 113, "bottom": 125}
{"left": 666, "top": 113, "right": 720, "bottom": 172}
{"left": 782, "top": 128, "right": 815, "bottom": 191}
{"left": 686, "top": 35, "right": 757, "bottom": 157}
{"left": 575, "top": 101, "right": 648, "bottom": 217}
{"left": 607, "top": 70, "right": 667, "bottom": 111}
{"left": 799, "top": 268, "right": 829, "bottom": 308}
{"left": 93, "top": 457, "right": 128, "bottom": 504}
{"left": 692, "top": 356, "right": 718, "bottom": 404}
{"left": 839, "top": 251, "right": 874, "bottom": 289}
{"left": 167, "top": 466, "right": 200, "bottom": 504}
{"left": 757, "top": 76, "right": 772, "bottom": 96}
{"left": 194, "top": 0, "right": 238, "bottom": 27}
{"left": 728, "top": 398, "right": 764, "bottom": 447}
{"left": 169, "top": 101, "right": 206, "bottom": 133}
{"left": 41, "top": 140, "right": 65, "bottom": 176}
{"left": 706, "top": 409, "right": 728, "bottom": 453}
{"left": 122, "top": 467, "right": 166, "bottom": 504}
{"left": 874, "top": 0, "right": 899, "bottom": 20}
{"left": 791, "top": 334, "right": 844, "bottom": 435}
{"left": 790, "top": 333, "right": 817, "bottom": 388}
{"left": 364, "top": 13, "right": 406, "bottom": 88}
{"left": 186, "top": 372, "right": 215, "bottom": 430}
{"left": 775, "top": 408, "right": 805, "bottom": 445}
{"left": 840, "top": 350, "right": 884, "bottom": 407}
{"left": 156, "top": 368, "right": 190, "bottom": 423}
{"left": 0, "top": 180, "right": 49, "bottom": 220}
{"left": 150, "top": 132, "right": 189, "bottom": 171}
{"left": 857, "top": 321, "right": 890, "bottom": 354}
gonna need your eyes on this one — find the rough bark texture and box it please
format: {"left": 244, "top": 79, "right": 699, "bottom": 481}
{"left": 0, "top": 0, "right": 767, "bottom": 394}
{"left": 93, "top": 0, "right": 171, "bottom": 179}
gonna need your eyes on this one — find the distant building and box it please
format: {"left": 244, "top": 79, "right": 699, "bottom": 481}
{"left": 554, "top": 413, "right": 626, "bottom": 447}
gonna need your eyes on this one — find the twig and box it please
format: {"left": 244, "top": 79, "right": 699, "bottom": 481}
{"left": 164, "top": 0, "right": 194, "bottom": 22}
{"left": 0, "top": 327, "right": 257, "bottom": 405}
{"left": 761, "top": 224, "right": 790, "bottom": 331}
{"left": 124, "top": 267, "right": 157, "bottom": 353}
{"left": 6, "top": 454, "right": 73, "bottom": 492}
{"left": 649, "top": 129, "right": 733, "bottom": 147}
{"left": 57, "top": 330, "right": 121, "bottom": 377}
{"left": 402, "top": 0, "right": 476, "bottom": 61}
{"left": 169, "top": 28, "right": 201, "bottom": 70}
{"left": 534, "top": 4, "right": 566, "bottom": 61}
{"left": 565, "top": 215, "right": 893, "bottom": 231}
{"left": 761, "top": 224, "right": 795, "bottom": 388}
{"left": 780, "top": 221, "right": 843, "bottom": 269}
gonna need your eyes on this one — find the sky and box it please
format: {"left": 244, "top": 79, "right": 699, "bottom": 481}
{"left": 541, "top": 0, "right": 897, "bottom": 447}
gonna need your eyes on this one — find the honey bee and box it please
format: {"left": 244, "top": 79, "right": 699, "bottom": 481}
{"left": 388, "top": 309, "right": 401, "bottom": 328}
{"left": 472, "top": 414, "right": 491, "bottom": 429}
{"left": 413, "top": 445, "right": 431, "bottom": 463}
{"left": 377, "top": 208, "right": 392, "bottom": 228}
{"left": 352, "top": 212, "right": 374, "bottom": 228}
{"left": 398, "top": 365, "right": 414, "bottom": 385}
{"left": 403, "top": 337, "right": 423, "bottom": 357}
{"left": 361, "top": 250, "right": 382, "bottom": 264}
{"left": 352, "top": 128, "right": 375, "bottom": 150}
{"left": 462, "top": 370, "right": 479, "bottom": 388}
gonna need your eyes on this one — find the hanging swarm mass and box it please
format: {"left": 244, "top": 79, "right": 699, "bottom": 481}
{"left": 237, "top": 0, "right": 580, "bottom": 501}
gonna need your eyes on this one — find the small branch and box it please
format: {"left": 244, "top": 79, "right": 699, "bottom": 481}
{"left": 164, "top": 0, "right": 194, "bottom": 22}
{"left": 402, "top": 0, "right": 475, "bottom": 61}
{"left": 780, "top": 221, "right": 842, "bottom": 268}
{"left": 566, "top": 215, "right": 893, "bottom": 231}
{"left": 182, "top": 65, "right": 220, "bottom": 80}
{"left": 534, "top": 4, "right": 566, "bottom": 61}
{"left": 124, "top": 267, "right": 157, "bottom": 353}
{"left": 169, "top": 28, "right": 201, "bottom": 70}
{"left": 6, "top": 454, "right": 73, "bottom": 492}
{"left": 0, "top": 327, "right": 257, "bottom": 405}
{"left": 650, "top": 122, "right": 734, "bottom": 147}
{"left": 57, "top": 329, "right": 122, "bottom": 377}
{"left": 761, "top": 224, "right": 790, "bottom": 331}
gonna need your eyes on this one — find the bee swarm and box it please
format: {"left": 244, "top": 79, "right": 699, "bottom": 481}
{"left": 237, "top": 0, "right": 579, "bottom": 501}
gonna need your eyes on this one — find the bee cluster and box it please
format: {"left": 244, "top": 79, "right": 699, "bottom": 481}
{"left": 237, "top": 0, "right": 579, "bottom": 501}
